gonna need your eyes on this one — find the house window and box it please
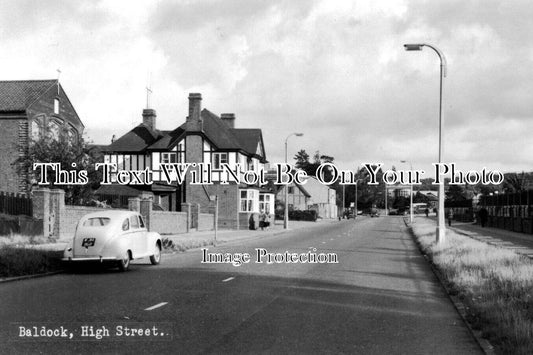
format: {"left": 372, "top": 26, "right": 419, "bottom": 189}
{"left": 240, "top": 189, "right": 258, "bottom": 212}
{"left": 67, "top": 129, "right": 77, "bottom": 145}
{"left": 288, "top": 186, "right": 294, "bottom": 194}
{"left": 161, "top": 152, "right": 178, "bottom": 164}
{"left": 54, "top": 98, "right": 59, "bottom": 114}
{"left": 48, "top": 120, "right": 61, "bottom": 141}
{"left": 259, "top": 193, "right": 273, "bottom": 214}
{"left": 31, "top": 119, "right": 42, "bottom": 140}
{"left": 213, "top": 152, "right": 228, "bottom": 170}
{"left": 247, "top": 157, "right": 254, "bottom": 171}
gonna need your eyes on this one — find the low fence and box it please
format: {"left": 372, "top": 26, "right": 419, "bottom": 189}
{"left": 150, "top": 211, "right": 188, "bottom": 234}
{"left": 0, "top": 191, "right": 32, "bottom": 216}
{"left": 59, "top": 205, "right": 126, "bottom": 239}
{"left": 198, "top": 213, "right": 215, "bottom": 231}
{"left": 31, "top": 188, "right": 215, "bottom": 238}
{"left": 0, "top": 215, "right": 43, "bottom": 236}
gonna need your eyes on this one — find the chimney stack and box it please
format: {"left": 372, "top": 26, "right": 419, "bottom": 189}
{"left": 220, "top": 113, "right": 235, "bottom": 128}
{"left": 142, "top": 108, "right": 157, "bottom": 130}
{"left": 186, "top": 93, "right": 203, "bottom": 131}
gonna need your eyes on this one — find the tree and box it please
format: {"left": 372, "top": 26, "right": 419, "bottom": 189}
{"left": 502, "top": 172, "right": 527, "bottom": 193}
{"left": 446, "top": 184, "right": 466, "bottom": 202}
{"left": 15, "top": 131, "right": 102, "bottom": 205}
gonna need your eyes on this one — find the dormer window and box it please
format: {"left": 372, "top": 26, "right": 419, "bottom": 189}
{"left": 54, "top": 98, "right": 59, "bottom": 114}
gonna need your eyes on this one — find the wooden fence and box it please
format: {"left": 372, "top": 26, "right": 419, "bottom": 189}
{"left": 0, "top": 191, "right": 32, "bottom": 216}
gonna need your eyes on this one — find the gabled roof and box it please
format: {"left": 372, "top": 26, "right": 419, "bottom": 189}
{"left": 0, "top": 80, "right": 57, "bottom": 112}
{"left": 233, "top": 129, "right": 264, "bottom": 157}
{"left": 147, "top": 126, "right": 185, "bottom": 150}
{"left": 103, "top": 124, "right": 163, "bottom": 153}
{"left": 104, "top": 108, "right": 267, "bottom": 161}
{"left": 201, "top": 109, "right": 245, "bottom": 150}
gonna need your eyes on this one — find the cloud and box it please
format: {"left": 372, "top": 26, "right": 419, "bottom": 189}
{"left": 1, "top": 0, "right": 532, "bottom": 175}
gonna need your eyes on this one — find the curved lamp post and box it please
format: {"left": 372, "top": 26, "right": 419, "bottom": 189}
{"left": 404, "top": 43, "right": 447, "bottom": 243}
{"left": 284, "top": 132, "right": 303, "bottom": 229}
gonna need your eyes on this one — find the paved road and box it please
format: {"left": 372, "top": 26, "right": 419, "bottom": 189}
{"left": 0, "top": 217, "right": 481, "bottom": 354}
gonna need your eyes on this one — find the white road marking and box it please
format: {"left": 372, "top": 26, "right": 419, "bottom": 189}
{"left": 321, "top": 241, "right": 326, "bottom": 244}
{"left": 222, "top": 277, "right": 235, "bottom": 282}
{"left": 144, "top": 302, "right": 168, "bottom": 311}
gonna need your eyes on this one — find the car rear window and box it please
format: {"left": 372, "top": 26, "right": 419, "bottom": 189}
{"left": 83, "top": 217, "right": 111, "bottom": 227}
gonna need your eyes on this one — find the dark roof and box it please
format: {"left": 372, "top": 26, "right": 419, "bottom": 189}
{"left": 0, "top": 80, "right": 57, "bottom": 112}
{"left": 107, "top": 108, "right": 266, "bottom": 160}
{"left": 103, "top": 124, "right": 163, "bottom": 153}
{"left": 147, "top": 126, "right": 185, "bottom": 150}
{"left": 233, "top": 129, "right": 263, "bottom": 157}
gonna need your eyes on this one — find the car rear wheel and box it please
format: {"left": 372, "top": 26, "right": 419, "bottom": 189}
{"left": 150, "top": 243, "right": 161, "bottom": 265}
{"left": 118, "top": 251, "right": 130, "bottom": 271}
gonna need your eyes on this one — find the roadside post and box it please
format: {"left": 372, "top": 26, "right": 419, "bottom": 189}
{"left": 210, "top": 195, "right": 219, "bottom": 246}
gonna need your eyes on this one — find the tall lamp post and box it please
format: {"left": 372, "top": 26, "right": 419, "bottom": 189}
{"left": 284, "top": 132, "right": 304, "bottom": 229}
{"left": 404, "top": 43, "right": 447, "bottom": 243}
{"left": 400, "top": 160, "right": 414, "bottom": 224}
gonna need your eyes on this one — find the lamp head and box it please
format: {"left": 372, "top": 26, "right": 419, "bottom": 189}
{"left": 295, "top": 133, "right": 304, "bottom": 137}
{"left": 404, "top": 44, "right": 424, "bottom": 51}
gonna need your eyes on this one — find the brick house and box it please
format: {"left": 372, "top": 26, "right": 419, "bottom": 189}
{"left": 0, "top": 80, "right": 84, "bottom": 194}
{"left": 100, "top": 93, "right": 273, "bottom": 229}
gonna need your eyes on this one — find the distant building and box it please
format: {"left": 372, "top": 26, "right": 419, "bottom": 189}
{"left": 0, "top": 80, "right": 84, "bottom": 193}
{"left": 276, "top": 175, "right": 338, "bottom": 219}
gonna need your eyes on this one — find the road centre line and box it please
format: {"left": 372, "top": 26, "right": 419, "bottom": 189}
{"left": 144, "top": 302, "right": 168, "bottom": 311}
{"left": 222, "top": 277, "right": 235, "bottom": 282}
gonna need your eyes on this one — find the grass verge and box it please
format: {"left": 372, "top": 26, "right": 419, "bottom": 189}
{"left": 162, "top": 236, "right": 215, "bottom": 252}
{"left": 411, "top": 219, "right": 533, "bottom": 354}
{"left": 0, "top": 245, "right": 63, "bottom": 278}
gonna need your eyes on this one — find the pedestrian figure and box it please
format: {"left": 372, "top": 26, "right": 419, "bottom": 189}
{"left": 479, "top": 207, "right": 488, "bottom": 228}
{"left": 447, "top": 209, "right": 454, "bottom": 227}
{"left": 259, "top": 210, "right": 270, "bottom": 231}
{"left": 424, "top": 208, "right": 429, "bottom": 217}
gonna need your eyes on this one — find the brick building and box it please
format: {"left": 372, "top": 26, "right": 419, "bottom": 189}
{"left": 0, "top": 80, "right": 84, "bottom": 194}
{"left": 100, "top": 93, "right": 272, "bottom": 229}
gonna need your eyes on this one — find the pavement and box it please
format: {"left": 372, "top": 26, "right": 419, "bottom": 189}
{"left": 424, "top": 215, "right": 533, "bottom": 258}
{"left": 11, "top": 218, "right": 341, "bottom": 253}
{"left": 0, "top": 216, "right": 482, "bottom": 354}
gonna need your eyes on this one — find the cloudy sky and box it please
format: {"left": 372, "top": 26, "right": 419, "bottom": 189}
{"left": 2, "top": 0, "right": 532, "bottom": 176}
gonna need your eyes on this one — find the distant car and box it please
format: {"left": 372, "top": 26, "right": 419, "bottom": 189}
{"left": 62, "top": 210, "right": 162, "bottom": 271}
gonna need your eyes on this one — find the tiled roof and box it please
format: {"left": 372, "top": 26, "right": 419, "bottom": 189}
{"left": 233, "top": 129, "right": 263, "bottom": 158}
{"left": 107, "top": 108, "right": 266, "bottom": 160}
{"left": 0, "top": 80, "right": 57, "bottom": 111}
{"left": 147, "top": 125, "right": 186, "bottom": 150}
{"left": 201, "top": 109, "right": 245, "bottom": 150}
{"left": 103, "top": 124, "right": 163, "bottom": 152}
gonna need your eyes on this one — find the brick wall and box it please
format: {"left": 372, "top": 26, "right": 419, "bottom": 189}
{"left": 0, "top": 117, "right": 26, "bottom": 193}
{"left": 59, "top": 205, "right": 123, "bottom": 239}
{"left": 151, "top": 211, "right": 188, "bottom": 234}
{"left": 33, "top": 188, "right": 213, "bottom": 239}
{"left": 198, "top": 213, "right": 214, "bottom": 231}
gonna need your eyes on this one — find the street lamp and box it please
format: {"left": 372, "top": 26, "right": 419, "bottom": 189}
{"left": 404, "top": 42, "right": 447, "bottom": 243}
{"left": 284, "top": 132, "right": 303, "bottom": 229}
{"left": 400, "top": 160, "right": 414, "bottom": 224}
